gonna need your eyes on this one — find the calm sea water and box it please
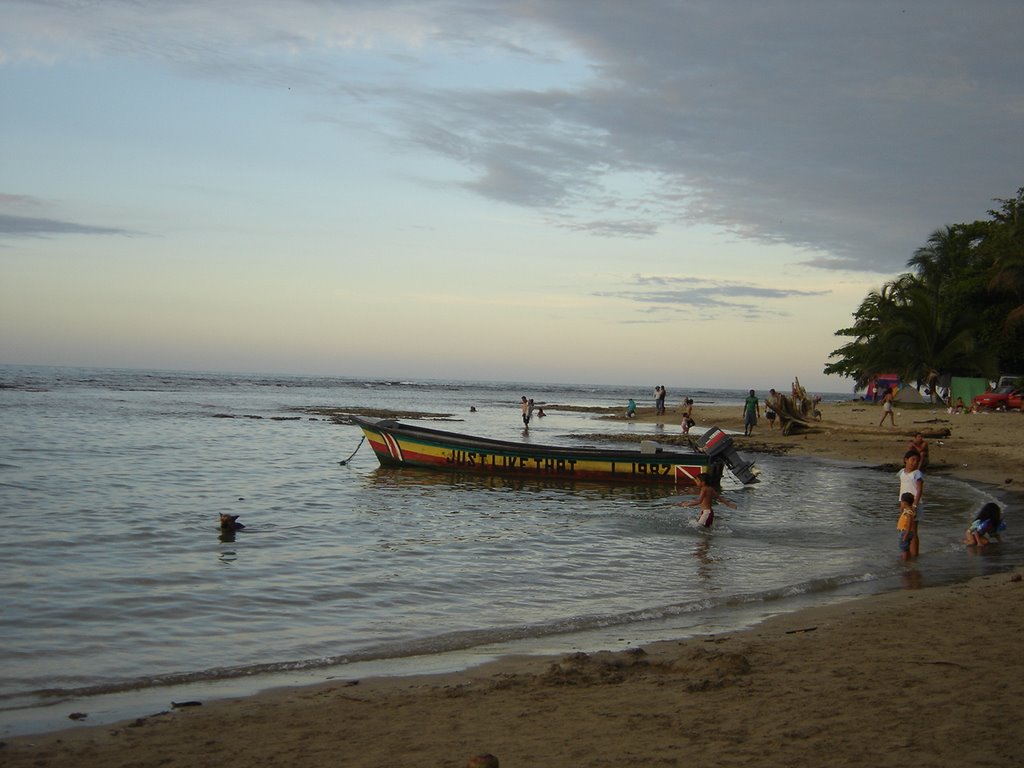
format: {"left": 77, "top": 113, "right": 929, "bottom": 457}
{"left": 0, "top": 365, "right": 1017, "bottom": 736}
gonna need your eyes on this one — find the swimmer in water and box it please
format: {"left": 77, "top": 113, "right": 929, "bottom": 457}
{"left": 677, "top": 472, "right": 736, "bottom": 528}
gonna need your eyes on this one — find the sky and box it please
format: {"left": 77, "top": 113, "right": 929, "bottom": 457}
{"left": 2, "top": 1, "right": 1022, "bottom": 393}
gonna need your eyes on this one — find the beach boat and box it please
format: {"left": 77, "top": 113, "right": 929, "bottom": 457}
{"left": 351, "top": 416, "right": 759, "bottom": 486}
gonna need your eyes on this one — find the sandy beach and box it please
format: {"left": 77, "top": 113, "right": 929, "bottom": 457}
{"left": 613, "top": 397, "right": 1024, "bottom": 492}
{"left": 4, "top": 396, "right": 1022, "bottom": 767}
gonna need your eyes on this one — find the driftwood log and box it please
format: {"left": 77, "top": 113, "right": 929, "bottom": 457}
{"left": 770, "top": 394, "right": 814, "bottom": 436}
{"left": 766, "top": 377, "right": 822, "bottom": 436}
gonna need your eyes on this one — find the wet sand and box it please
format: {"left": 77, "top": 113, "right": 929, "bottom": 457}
{"left": 606, "top": 397, "right": 1024, "bottom": 492}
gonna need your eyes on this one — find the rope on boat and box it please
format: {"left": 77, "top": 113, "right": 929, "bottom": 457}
{"left": 338, "top": 435, "right": 365, "bottom": 466}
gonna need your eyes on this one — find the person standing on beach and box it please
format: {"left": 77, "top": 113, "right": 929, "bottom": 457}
{"left": 765, "top": 390, "right": 778, "bottom": 430}
{"left": 879, "top": 387, "right": 896, "bottom": 426}
{"left": 680, "top": 397, "right": 695, "bottom": 434}
{"left": 742, "top": 389, "right": 760, "bottom": 436}
{"left": 681, "top": 412, "right": 695, "bottom": 434}
{"left": 677, "top": 472, "right": 736, "bottom": 528}
{"left": 521, "top": 396, "right": 531, "bottom": 428}
{"left": 656, "top": 385, "right": 667, "bottom": 416}
{"left": 682, "top": 397, "right": 694, "bottom": 421}
{"left": 897, "top": 450, "right": 924, "bottom": 558}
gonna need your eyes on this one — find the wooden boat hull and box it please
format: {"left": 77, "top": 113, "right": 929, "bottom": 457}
{"left": 351, "top": 416, "right": 726, "bottom": 486}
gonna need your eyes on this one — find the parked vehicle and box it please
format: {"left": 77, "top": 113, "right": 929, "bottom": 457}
{"left": 972, "top": 385, "right": 1024, "bottom": 411}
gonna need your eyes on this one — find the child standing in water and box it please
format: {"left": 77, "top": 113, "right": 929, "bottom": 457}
{"left": 896, "top": 492, "right": 916, "bottom": 560}
{"left": 896, "top": 450, "right": 924, "bottom": 558}
{"left": 678, "top": 472, "right": 736, "bottom": 528}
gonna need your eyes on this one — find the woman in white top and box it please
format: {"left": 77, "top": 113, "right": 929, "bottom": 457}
{"left": 897, "top": 449, "right": 924, "bottom": 558}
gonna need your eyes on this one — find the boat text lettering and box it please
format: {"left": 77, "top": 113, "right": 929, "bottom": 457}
{"left": 442, "top": 450, "right": 678, "bottom": 477}
{"left": 631, "top": 462, "right": 674, "bottom": 476}
{"left": 445, "top": 449, "right": 578, "bottom": 474}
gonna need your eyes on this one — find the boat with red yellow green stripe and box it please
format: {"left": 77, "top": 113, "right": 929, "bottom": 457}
{"left": 351, "top": 417, "right": 758, "bottom": 486}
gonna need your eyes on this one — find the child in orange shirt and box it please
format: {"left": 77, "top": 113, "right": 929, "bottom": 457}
{"left": 896, "top": 491, "right": 916, "bottom": 560}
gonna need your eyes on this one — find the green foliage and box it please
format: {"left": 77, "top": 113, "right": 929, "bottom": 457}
{"left": 825, "top": 187, "right": 1024, "bottom": 390}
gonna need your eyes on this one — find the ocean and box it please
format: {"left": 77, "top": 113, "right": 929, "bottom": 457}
{"left": 0, "top": 365, "right": 1017, "bottom": 737}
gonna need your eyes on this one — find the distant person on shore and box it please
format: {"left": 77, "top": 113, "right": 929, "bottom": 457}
{"left": 896, "top": 492, "right": 916, "bottom": 561}
{"left": 626, "top": 398, "right": 637, "bottom": 418}
{"left": 879, "top": 387, "right": 896, "bottom": 426}
{"left": 682, "top": 397, "right": 694, "bottom": 420}
{"left": 764, "top": 391, "right": 777, "bottom": 430}
{"left": 521, "top": 396, "right": 531, "bottom": 427}
{"left": 897, "top": 449, "right": 924, "bottom": 558}
{"left": 677, "top": 472, "right": 736, "bottom": 529}
{"left": 742, "top": 389, "right": 760, "bottom": 436}
{"left": 680, "top": 397, "right": 695, "bottom": 433}
{"left": 908, "top": 432, "right": 930, "bottom": 470}
{"left": 655, "top": 385, "right": 667, "bottom": 415}
{"left": 963, "top": 502, "right": 1005, "bottom": 547}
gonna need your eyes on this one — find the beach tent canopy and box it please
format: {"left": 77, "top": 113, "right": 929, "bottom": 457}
{"left": 893, "top": 385, "right": 926, "bottom": 403}
{"left": 865, "top": 374, "right": 899, "bottom": 400}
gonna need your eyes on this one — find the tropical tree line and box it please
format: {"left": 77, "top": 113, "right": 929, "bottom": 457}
{"left": 824, "top": 187, "right": 1024, "bottom": 396}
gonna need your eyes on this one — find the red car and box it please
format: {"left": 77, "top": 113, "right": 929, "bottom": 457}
{"left": 972, "top": 385, "right": 1024, "bottom": 411}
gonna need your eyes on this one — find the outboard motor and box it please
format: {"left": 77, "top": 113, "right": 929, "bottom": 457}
{"left": 697, "top": 427, "right": 760, "bottom": 484}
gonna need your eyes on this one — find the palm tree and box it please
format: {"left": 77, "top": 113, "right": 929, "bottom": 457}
{"left": 986, "top": 188, "right": 1024, "bottom": 330}
{"left": 826, "top": 187, "right": 1023, "bottom": 389}
{"left": 824, "top": 275, "right": 918, "bottom": 388}
{"left": 908, "top": 225, "right": 970, "bottom": 288}
{"left": 879, "top": 281, "right": 997, "bottom": 397}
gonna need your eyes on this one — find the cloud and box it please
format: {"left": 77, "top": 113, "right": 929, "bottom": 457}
{"left": 0, "top": 213, "right": 130, "bottom": 238}
{"left": 346, "top": 1, "right": 1024, "bottom": 271}
{"left": 4, "top": 0, "right": 1022, "bottom": 272}
{"left": 596, "top": 273, "right": 829, "bottom": 321}
{"left": 554, "top": 217, "right": 659, "bottom": 238}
